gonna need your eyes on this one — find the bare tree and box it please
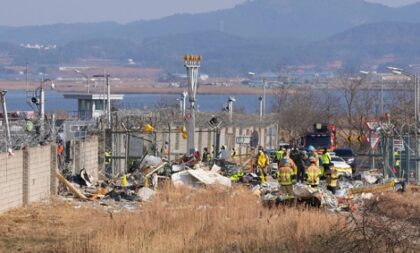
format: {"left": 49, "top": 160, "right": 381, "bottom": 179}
{"left": 334, "top": 75, "right": 380, "bottom": 150}
{"left": 387, "top": 80, "right": 415, "bottom": 129}
{"left": 273, "top": 86, "right": 330, "bottom": 144}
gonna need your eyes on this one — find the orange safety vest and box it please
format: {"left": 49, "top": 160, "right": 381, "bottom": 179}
{"left": 57, "top": 145, "right": 64, "bottom": 156}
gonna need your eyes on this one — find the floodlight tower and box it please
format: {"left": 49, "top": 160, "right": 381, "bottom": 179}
{"left": 184, "top": 54, "right": 201, "bottom": 155}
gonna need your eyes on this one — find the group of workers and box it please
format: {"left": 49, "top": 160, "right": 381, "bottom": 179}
{"left": 255, "top": 145, "right": 339, "bottom": 196}
{"left": 201, "top": 145, "right": 237, "bottom": 163}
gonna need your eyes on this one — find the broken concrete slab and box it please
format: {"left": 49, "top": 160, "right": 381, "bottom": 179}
{"left": 171, "top": 169, "right": 232, "bottom": 188}
{"left": 137, "top": 187, "right": 156, "bottom": 202}
{"left": 293, "top": 183, "right": 318, "bottom": 198}
{"left": 211, "top": 164, "right": 222, "bottom": 173}
{"left": 188, "top": 169, "right": 232, "bottom": 187}
{"left": 171, "top": 170, "right": 198, "bottom": 188}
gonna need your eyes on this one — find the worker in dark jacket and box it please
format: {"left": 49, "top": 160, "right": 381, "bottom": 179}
{"left": 290, "top": 148, "right": 307, "bottom": 183}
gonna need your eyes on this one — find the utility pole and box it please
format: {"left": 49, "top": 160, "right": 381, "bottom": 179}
{"left": 25, "top": 62, "right": 28, "bottom": 92}
{"left": 259, "top": 96, "right": 263, "bottom": 123}
{"left": 381, "top": 77, "right": 384, "bottom": 116}
{"left": 168, "top": 122, "right": 171, "bottom": 163}
{"left": 75, "top": 69, "right": 90, "bottom": 94}
{"left": 184, "top": 55, "right": 201, "bottom": 155}
{"left": 263, "top": 78, "right": 266, "bottom": 116}
{"left": 227, "top": 96, "right": 236, "bottom": 123}
{"left": 107, "top": 75, "right": 111, "bottom": 128}
{"left": 40, "top": 78, "right": 45, "bottom": 134}
{"left": 182, "top": 91, "right": 187, "bottom": 118}
{"left": 416, "top": 74, "right": 420, "bottom": 183}
{"left": 0, "top": 90, "right": 11, "bottom": 150}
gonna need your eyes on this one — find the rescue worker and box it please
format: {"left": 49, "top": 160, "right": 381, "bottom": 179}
{"left": 231, "top": 147, "right": 237, "bottom": 159}
{"left": 321, "top": 148, "right": 331, "bottom": 175}
{"left": 256, "top": 146, "right": 269, "bottom": 183}
{"left": 394, "top": 151, "right": 401, "bottom": 176}
{"left": 218, "top": 145, "right": 230, "bottom": 168}
{"left": 57, "top": 141, "right": 64, "bottom": 169}
{"left": 276, "top": 146, "right": 284, "bottom": 163}
{"left": 277, "top": 158, "right": 295, "bottom": 197}
{"left": 162, "top": 141, "right": 169, "bottom": 159}
{"left": 218, "top": 145, "right": 231, "bottom": 160}
{"left": 284, "top": 147, "right": 290, "bottom": 159}
{"left": 326, "top": 163, "right": 339, "bottom": 194}
{"left": 202, "top": 147, "right": 211, "bottom": 163}
{"left": 194, "top": 149, "right": 201, "bottom": 161}
{"left": 230, "top": 169, "right": 244, "bottom": 182}
{"left": 105, "top": 149, "right": 112, "bottom": 166}
{"left": 287, "top": 156, "right": 298, "bottom": 178}
{"left": 290, "top": 148, "right": 307, "bottom": 183}
{"left": 308, "top": 145, "right": 319, "bottom": 167}
{"left": 305, "top": 157, "right": 321, "bottom": 187}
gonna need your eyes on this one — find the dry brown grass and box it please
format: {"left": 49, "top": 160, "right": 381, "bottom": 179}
{"left": 372, "top": 188, "right": 420, "bottom": 223}
{"left": 321, "top": 190, "right": 420, "bottom": 253}
{"left": 0, "top": 186, "right": 340, "bottom": 253}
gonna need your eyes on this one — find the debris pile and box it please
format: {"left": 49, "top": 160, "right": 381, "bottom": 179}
{"left": 56, "top": 154, "right": 407, "bottom": 213}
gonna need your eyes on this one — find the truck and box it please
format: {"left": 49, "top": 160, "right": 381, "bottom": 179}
{"left": 302, "top": 123, "right": 336, "bottom": 151}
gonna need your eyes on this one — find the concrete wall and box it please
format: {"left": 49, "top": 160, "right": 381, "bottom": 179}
{"left": 0, "top": 150, "right": 23, "bottom": 213}
{"left": 25, "top": 146, "right": 51, "bottom": 203}
{"left": 0, "top": 144, "right": 58, "bottom": 213}
{"left": 164, "top": 124, "right": 278, "bottom": 159}
{"left": 70, "top": 136, "right": 99, "bottom": 182}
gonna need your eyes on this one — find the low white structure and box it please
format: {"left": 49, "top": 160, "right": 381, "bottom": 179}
{"left": 64, "top": 93, "right": 124, "bottom": 120}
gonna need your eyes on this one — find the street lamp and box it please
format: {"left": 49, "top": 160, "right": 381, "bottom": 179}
{"left": 388, "top": 66, "right": 420, "bottom": 183}
{"left": 227, "top": 96, "right": 236, "bottom": 122}
{"left": 33, "top": 78, "right": 54, "bottom": 135}
{"left": 74, "top": 69, "right": 90, "bottom": 94}
{"left": 259, "top": 96, "right": 263, "bottom": 123}
{"left": 0, "top": 90, "right": 11, "bottom": 150}
{"left": 93, "top": 74, "right": 111, "bottom": 128}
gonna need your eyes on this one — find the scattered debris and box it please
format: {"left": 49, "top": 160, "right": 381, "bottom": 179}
{"left": 55, "top": 171, "right": 88, "bottom": 200}
{"left": 56, "top": 153, "right": 408, "bottom": 214}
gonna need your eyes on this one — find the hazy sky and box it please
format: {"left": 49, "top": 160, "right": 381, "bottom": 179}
{"left": 0, "top": 0, "right": 419, "bottom": 27}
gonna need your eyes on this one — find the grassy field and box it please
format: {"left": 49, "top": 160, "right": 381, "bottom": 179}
{"left": 0, "top": 185, "right": 418, "bottom": 253}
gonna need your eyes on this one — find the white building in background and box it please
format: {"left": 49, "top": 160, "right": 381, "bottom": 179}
{"left": 63, "top": 93, "right": 124, "bottom": 120}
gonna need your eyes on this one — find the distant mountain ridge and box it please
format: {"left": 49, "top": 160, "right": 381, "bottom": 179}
{"left": 2, "top": 0, "right": 420, "bottom": 75}
{"left": 2, "top": 0, "right": 420, "bottom": 44}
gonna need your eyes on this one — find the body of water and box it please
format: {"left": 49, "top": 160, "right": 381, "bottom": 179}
{"left": 4, "top": 90, "right": 276, "bottom": 113}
